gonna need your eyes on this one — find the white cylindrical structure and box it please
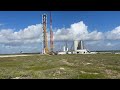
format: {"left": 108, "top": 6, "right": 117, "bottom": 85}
{"left": 80, "top": 40, "right": 83, "bottom": 49}
{"left": 63, "top": 46, "right": 66, "bottom": 52}
{"left": 43, "top": 48, "right": 46, "bottom": 54}
{"left": 74, "top": 40, "right": 78, "bottom": 51}
{"left": 67, "top": 48, "right": 68, "bottom": 51}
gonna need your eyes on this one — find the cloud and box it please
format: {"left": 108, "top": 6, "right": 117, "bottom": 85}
{"left": 1, "top": 21, "right": 120, "bottom": 54}
{"left": 0, "top": 24, "right": 43, "bottom": 46}
{"left": 106, "top": 26, "right": 120, "bottom": 40}
{"left": 0, "top": 24, "right": 44, "bottom": 54}
{"left": 0, "top": 24, "right": 4, "bottom": 26}
{"left": 54, "top": 21, "right": 104, "bottom": 41}
{"left": 0, "top": 21, "right": 105, "bottom": 47}
{"left": 84, "top": 40, "right": 119, "bottom": 51}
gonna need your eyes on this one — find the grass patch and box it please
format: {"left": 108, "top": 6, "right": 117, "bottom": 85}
{"left": 76, "top": 73, "right": 105, "bottom": 79}
{"left": 0, "top": 54, "right": 120, "bottom": 79}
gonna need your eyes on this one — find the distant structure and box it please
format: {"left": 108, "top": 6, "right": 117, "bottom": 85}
{"left": 74, "top": 40, "right": 78, "bottom": 51}
{"left": 74, "top": 40, "right": 84, "bottom": 51}
{"left": 77, "top": 40, "right": 84, "bottom": 49}
{"left": 50, "top": 12, "right": 54, "bottom": 52}
{"left": 41, "top": 12, "right": 95, "bottom": 55}
{"left": 42, "top": 14, "right": 49, "bottom": 54}
{"left": 73, "top": 40, "right": 88, "bottom": 54}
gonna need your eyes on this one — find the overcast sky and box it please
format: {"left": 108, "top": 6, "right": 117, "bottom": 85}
{"left": 0, "top": 11, "right": 120, "bottom": 54}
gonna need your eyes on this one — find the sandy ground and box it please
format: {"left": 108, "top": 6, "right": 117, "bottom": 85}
{"left": 0, "top": 54, "right": 32, "bottom": 58}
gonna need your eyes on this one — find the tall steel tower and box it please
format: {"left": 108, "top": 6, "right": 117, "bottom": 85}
{"left": 42, "top": 14, "right": 49, "bottom": 54}
{"left": 50, "top": 12, "right": 54, "bottom": 52}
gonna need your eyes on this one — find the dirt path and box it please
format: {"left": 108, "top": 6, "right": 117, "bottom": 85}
{"left": 0, "top": 54, "right": 32, "bottom": 58}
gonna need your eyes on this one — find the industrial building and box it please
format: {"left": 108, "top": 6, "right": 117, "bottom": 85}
{"left": 73, "top": 40, "right": 89, "bottom": 54}
{"left": 41, "top": 12, "right": 95, "bottom": 55}
{"left": 57, "top": 40, "right": 90, "bottom": 55}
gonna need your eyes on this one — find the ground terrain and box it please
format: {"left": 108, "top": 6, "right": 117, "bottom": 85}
{"left": 0, "top": 54, "right": 120, "bottom": 79}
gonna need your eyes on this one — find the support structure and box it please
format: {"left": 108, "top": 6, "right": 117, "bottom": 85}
{"left": 50, "top": 12, "right": 54, "bottom": 52}
{"left": 42, "top": 14, "right": 49, "bottom": 54}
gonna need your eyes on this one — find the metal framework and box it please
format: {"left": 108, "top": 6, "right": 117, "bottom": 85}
{"left": 50, "top": 12, "right": 54, "bottom": 52}
{"left": 42, "top": 14, "right": 49, "bottom": 54}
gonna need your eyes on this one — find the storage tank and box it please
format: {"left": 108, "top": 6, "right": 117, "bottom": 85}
{"left": 74, "top": 40, "right": 78, "bottom": 51}
{"left": 80, "top": 40, "right": 84, "bottom": 49}
{"left": 67, "top": 48, "right": 69, "bottom": 51}
{"left": 63, "top": 46, "right": 66, "bottom": 52}
{"left": 77, "top": 40, "right": 84, "bottom": 50}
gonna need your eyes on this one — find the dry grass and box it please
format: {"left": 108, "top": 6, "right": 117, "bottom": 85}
{"left": 0, "top": 54, "right": 120, "bottom": 79}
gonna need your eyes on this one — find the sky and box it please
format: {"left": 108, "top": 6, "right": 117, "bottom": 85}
{"left": 0, "top": 11, "right": 120, "bottom": 54}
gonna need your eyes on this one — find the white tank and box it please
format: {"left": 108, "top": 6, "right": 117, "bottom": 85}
{"left": 80, "top": 40, "right": 84, "bottom": 49}
{"left": 67, "top": 48, "right": 69, "bottom": 51}
{"left": 74, "top": 40, "right": 78, "bottom": 51}
{"left": 63, "top": 46, "right": 66, "bottom": 52}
